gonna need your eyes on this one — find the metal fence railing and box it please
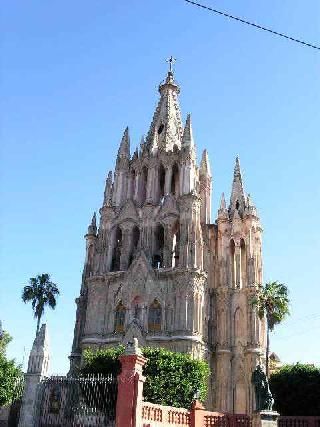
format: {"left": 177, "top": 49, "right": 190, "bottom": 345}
{"left": 34, "top": 374, "right": 117, "bottom": 427}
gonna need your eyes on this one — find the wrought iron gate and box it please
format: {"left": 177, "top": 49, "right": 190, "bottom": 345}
{"left": 34, "top": 375, "right": 117, "bottom": 427}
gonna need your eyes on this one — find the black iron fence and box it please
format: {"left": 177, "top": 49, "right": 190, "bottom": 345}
{"left": 34, "top": 374, "right": 117, "bottom": 427}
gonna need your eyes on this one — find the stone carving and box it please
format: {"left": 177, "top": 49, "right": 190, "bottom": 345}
{"left": 252, "top": 365, "right": 274, "bottom": 411}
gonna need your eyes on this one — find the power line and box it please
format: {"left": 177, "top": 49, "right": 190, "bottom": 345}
{"left": 182, "top": 0, "right": 320, "bottom": 51}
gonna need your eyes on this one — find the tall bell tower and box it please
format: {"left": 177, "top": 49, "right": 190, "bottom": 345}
{"left": 213, "top": 157, "right": 266, "bottom": 413}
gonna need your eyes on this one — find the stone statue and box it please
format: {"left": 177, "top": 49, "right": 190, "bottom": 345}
{"left": 252, "top": 365, "right": 274, "bottom": 411}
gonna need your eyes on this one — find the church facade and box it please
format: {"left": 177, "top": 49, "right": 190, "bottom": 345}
{"left": 70, "top": 69, "right": 266, "bottom": 414}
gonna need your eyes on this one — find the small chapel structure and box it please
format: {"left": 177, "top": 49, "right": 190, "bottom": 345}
{"left": 69, "top": 65, "right": 266, "bottom": 414}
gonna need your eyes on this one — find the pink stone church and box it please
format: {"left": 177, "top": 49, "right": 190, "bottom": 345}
{"left": 70, "top": 66, "right": 266, "bottom": 414}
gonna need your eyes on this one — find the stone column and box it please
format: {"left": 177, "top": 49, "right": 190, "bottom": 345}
{"left": 164, "top": 166, "right": 173, "bottom": 195}
{"left": 133, "top": 172, "right": 140, "bottom": 202}
{"left": 235, "top": 242, "right": 241, "bottom": 288}
{"left": 146, "top": 166, "right": 156, "bottom": 203}
{"left": 116, "top": 339, "right": 147, "bottom": 427}
{"left": 163, "top": 224, "right": 173, "bottom": 268}
{"left": 19, "top": 325, "right": 50, "bottom": 427}
{"left": 106, "top": 228, "right": 116, "bottom": 272}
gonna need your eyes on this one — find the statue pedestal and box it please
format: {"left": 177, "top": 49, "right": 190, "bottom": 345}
{"left": 252, "top": 411, "right": 280, "bottom": 427}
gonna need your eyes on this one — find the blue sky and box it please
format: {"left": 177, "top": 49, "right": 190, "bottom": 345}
{"left": 1, "top": 0, "right": 319, "bottom": 374}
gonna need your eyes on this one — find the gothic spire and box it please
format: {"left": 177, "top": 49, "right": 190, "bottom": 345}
{"left": 87, "top": 212, "right": 97, "bottom": 235}
{"left": 200, "top": 149, "right": 211, "bottom": 177}
{"left": 103, "top": 171, "right": 113, "bottom": 207}
{"left": 218, "top": 192, "right": 228, "bottom": 219}
{"left": 220, "top": 192, "right": 226, "bottom": 210}
{"left": 182, "top": 114, "right": 195, "bottom": 148}
{"left": 230, "top": 156, "right": 246, "bottom": 214}
{"left": 145, "top": 69, "right": 183, "bottom": 153}
{"left": 117, "top": 127, "right": 130, "bottom": 160}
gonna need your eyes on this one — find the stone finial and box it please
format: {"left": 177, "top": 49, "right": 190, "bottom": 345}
{"left": 230, "top": 156, "right": 246, "bottom": 214}
{"left": 182, "top": 114, "right": 195, "bottom": 148}
{"left": 125, "top": 337, "right": 142, "bottom": 356}
{"left": 19, "top": 324, "right": 50, "bottom": 426}
{"left": 220, "top": 192, "right": 226, "bottom": 210}
{"left": 140, "top": 135, "right": 145, "bottom": 149}
{"left": 27, "top": 324, "right": 49, "bottom": 375}
{"left": 87, "top": 212, "right": 97, "bottom": 235}
{"left": 234, "top": 155, "right": 241, "bottom": 178}
{"left": 117, "top": 126, "right": 130, "bottom": 160}
{"left": 103, "top": 171, "right": 113, "bottom": 206}
{"left": 200, "top": 149, "right": 211, "bottom": 177}
{"left": 218, "top": 192, "right": 228, "bottom": 219}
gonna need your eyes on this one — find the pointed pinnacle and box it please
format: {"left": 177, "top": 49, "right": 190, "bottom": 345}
{"left": 139, "top": 135, "right": 145, "bottom": 150}
{"left": 91, "top": 212, "right": 96, "bottom": 228}
{"left": 34, "top": 324, "right": 49, "bottom": 347}
{"left": 220, "top": 192, "right": 226, "bottom": 210}
{"left": 234, "top": 156, "right": 242, "bottom": 179}
{"left": 87, "top": 212, "right": 97, "bottom": 235}
{"left": 182, "top": 114, "right": 195, "bottom": 147}
{"left": 118, "top": 126, "right": 130, "bottom": 158}
{"left": 103, "top": 172, "right": 113, "bottom": 207}
{"left": 200, "top": 149, "right": 211, "bottom": 176}
{"left": 230, "top": 156, "right": 245, "bottom": 210}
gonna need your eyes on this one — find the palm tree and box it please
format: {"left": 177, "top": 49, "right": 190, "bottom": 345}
{"left": 252, "top": 281, "right": 290, "bottom": 378}
{"left": 22, "top": 273, "right": 60, "bottom": 334}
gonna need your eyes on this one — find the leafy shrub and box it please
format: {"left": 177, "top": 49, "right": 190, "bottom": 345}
{"left": 270, "top": 363, "right": 320, "bottom": 415}
{"left": 81, "top": 346, "right": 210, "bottom": 409}
{"left": 0, "top": 332, "right": 23, "bottom": 406}
{"left": 81, "top": 345, "right": 125, "bottom": 376}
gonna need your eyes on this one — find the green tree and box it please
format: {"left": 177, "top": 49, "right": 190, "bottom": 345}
{"left": 81, "top": 346, "right": 210, "bottom": 409}
{"left": 0, "top": 331, "right": 23, "bottom": 407}
{"left": 270, "top": 363, "right": 320, "bottom": 415}
{"left": 0, "top": 330, "right": 12, "bottom": 355}
{"left": 251, "top": 281, "right": 290, "bottom": 377}
{"left": 22, "top": 273, "right": 60, "bottom": 334}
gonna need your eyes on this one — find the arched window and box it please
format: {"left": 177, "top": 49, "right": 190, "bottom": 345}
{"left": 172, "top": 220, "right": 180, "bottom": 268}
{"left": 171, "top": 163, "right": 179, "bottom": 196}
{"left": 148, "top": 299, "right": 162, "bottom": 332}
{"left": 141, "top": 166, "right": 148, "bottom": 204}
{"left": 114, "top": 301, "right": 126, "bottom": 333}
{"left": 153, "top": 224, "right": 164, "bottom": 268}
{"left": 240, "top": 239, "right": 246, "bottom": 288}
{"left": 111, "top": 226, "right": 122, "bottom": 271}
{"left": 129, "top": 226, "right": 140, "bottom": 266}
{"left": 159, "top": 164, "right": 166, "bottom": 201}
{"left": 230, "top": 239, "right": 236, "bottom": 288}
{"left": 158, "top": 123, "right": 164, "bottom": 135}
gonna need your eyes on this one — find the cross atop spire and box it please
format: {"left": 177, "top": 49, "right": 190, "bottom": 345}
{"left": 166, "top": 56, "right": 176, "bottom": 74}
